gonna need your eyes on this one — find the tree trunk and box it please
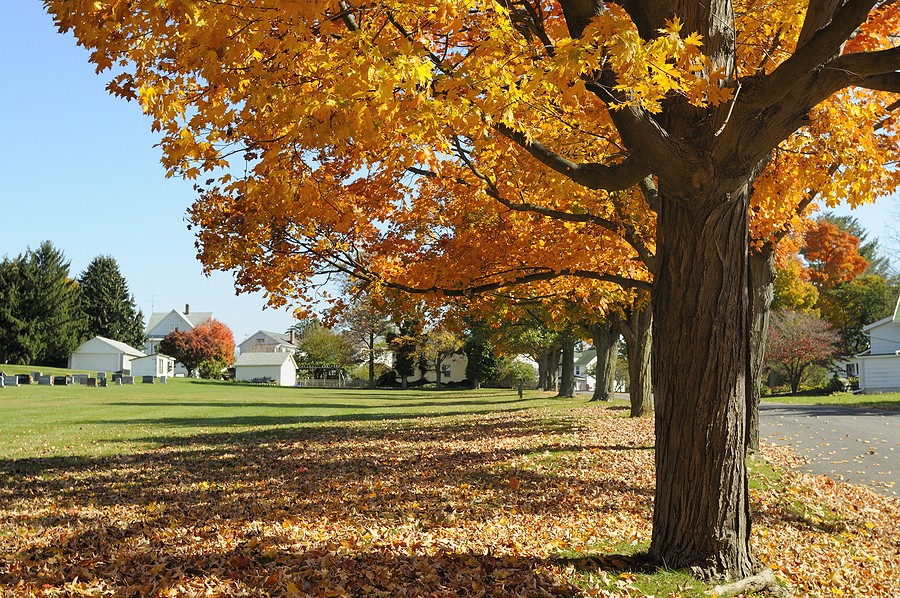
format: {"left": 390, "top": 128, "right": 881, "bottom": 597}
{"left": 590, "top": 320, "right": 618, "bottom": 402}
{"left": 747, "top": 248, "right": 775, "bottom": 453}
{"left": 536, "top": 345, "right": 561, "bottom": 391}
{"left": 368, "top": 330, "right": 376, "bottom": 390}
{"left": 558, "top": 338, "right": 576, "bottom": 398}
{"left": 401, "top": 374, "right": 408, "bottom": 390}
{"left": 435, "top": 357, "right": 443, "bottom": 390}
{"left": 650, "top": 180, "right": 758, "bottom": 581}
{"left": 611, "top": 294, "right": 653, "bottom": 418}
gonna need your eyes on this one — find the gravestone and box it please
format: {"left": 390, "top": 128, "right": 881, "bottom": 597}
{"left": 74, "top": 374, "right": 88, "bottom": 385}
{"left": 159, "top": 376, "right": 167, "bottom": 384}
{"left": 53, "top": 376, "right": 67, "bottom": 386}
{"left": 115, "top": 378, "right": 123, "bottom": 386}
{"left": 97, "top": 372, "right": 107, "bottom": 380}
{"left": 4, "top": 376, "right": 18, "bottom": 387}
{"left": 112, "top": 373, "right": 123, "bottom": 383}
{"left": 99, "top": 377, "right": 108, "bottom": 387}
{"left": 38, "top": 375, "right": 53, "bottom": 386}
{"left": 17, "top": 374, "right": 32, "bottom": 385}
{"left": 65, "top": 376, "right": 73, "bottom": 385}
{"left": 122, "top": 376, "right": 135, "bottom": 385}
{"left": 142, "top": 376, "right": 155, "bottom": 384}
{"left": 31, "top": 371, "right": 42, "bottom": 380}
{"left": 86, "top": 377, "right": 97, "bottom": 387}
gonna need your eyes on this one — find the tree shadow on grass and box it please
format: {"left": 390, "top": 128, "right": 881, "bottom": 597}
{"left": 4, "top": 537, "right": 586, "bottom": 596}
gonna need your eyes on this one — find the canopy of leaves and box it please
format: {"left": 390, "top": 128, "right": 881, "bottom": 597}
{"left": 765, "top": 310, "right": 840, "bottom": 394}
{"left": 159, "top": 319, "right": 235, "bottom": 376}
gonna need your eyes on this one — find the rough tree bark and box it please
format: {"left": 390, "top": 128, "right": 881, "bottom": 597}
{"left": 611, "top": 294, "right": 653, "bottom": 418}
{"left": 558, "top": 337, "right": 576, "bottom": 398}
{"left": 588, "top": 319, "right": 618, "bottom": 401}
{"left": 650, "top": 176, "right": 760, "bottom": 580}
{"left": 747, "top": 248, "right": 776, "bottom": 453}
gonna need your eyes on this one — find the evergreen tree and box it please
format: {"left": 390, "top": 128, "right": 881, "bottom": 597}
{"left": 0, "top": 242, "right": 85, "bottom": 366}
{"left": 79, "top": 255, "right": 146, "bottom": 349}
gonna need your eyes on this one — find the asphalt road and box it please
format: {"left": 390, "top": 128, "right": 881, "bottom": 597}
{"left": 759, "top": 403, "right": 900, "bottom": 497}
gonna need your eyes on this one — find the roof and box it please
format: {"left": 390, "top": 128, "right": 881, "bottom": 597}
{"left": 145, "top": 309, "right": 213, "bottom": 333}
{"left": 234, "top": 352, "right": 297, "bottom": 367}
{"left": 574, "top": 349, "right": 597, "bottom": 367}
{"left": 77, "top": 336, "right": 146, "bottom": 357}
{"left": 237, "top": 330, "right": 298, "bottom": 350}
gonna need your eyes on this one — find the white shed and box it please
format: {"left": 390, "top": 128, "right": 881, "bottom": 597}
{"left": 234, "top": 352, "right": 298, "bottom": 386}
{"left": 130, "top": 354, "right": 176, "bottom": 378}
{"left": 68, "top": 337, "right": 146, "bottom": 374}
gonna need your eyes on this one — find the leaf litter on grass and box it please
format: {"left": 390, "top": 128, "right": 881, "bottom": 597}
{"left": 0, "top": 404, "right": 897, "bottom": 597}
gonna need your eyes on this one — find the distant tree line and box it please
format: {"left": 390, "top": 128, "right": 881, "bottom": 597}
{"left": 0, "top": 241, "right": 145, "bottom": 367}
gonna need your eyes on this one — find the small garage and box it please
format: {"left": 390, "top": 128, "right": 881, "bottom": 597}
{"left": 68, "top": 337, "right": 146, "bottom": 374}
{"left": 234, "top": 352, "right": 298, "bottom": 386}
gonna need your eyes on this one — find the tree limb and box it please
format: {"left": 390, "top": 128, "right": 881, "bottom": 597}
{"left": 829, "top": 46, "right": 900, "bottom": 76}
{"left": 494, "top": 122, "right": 650, "bottom": 191}
{"left": 747, "top": 0, "right": 878, "bottom": 109}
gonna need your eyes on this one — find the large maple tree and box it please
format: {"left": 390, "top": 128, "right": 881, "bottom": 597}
{"left": 46, "top": 0, "right": 900, "bottom": 584}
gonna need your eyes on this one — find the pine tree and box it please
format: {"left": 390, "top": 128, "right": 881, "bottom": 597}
{"left": 0, "top": 242, "right": 85, "bottom": 366}
{"left": 79, "top": 256, "right": 146, "bottom": 349}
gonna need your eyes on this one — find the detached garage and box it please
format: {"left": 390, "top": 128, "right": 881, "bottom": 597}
{"left": 68, "top": 336, "right": 146, "bottom": 374}
{"left": 234, "top": 352, "right": 298, "bottom": 386}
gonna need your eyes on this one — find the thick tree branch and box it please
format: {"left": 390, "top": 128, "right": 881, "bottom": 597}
{"left": 859, "top": 71, "right": 900, "bottom": 93}
{"left": 380, "top": 267, "right": 652, "bottom": 296}
{"left": 747, "top": 0, "right": 878, "bottom": 109}
{"left": 796, "top": 0, "right": 845, "bottom": 49}
{"left": 829, "top": 46, "right": 900, "bottom": 76}
{"left": 494, "top": 122, "right": 650, "bottom": 191}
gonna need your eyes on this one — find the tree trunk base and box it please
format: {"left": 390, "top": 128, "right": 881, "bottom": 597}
{"left": 705, "top": 567, "right": 794, "bottom": 598}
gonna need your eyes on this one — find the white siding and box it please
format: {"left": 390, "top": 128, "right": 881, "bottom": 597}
{"left": 858, "top": 354, "right": 900, "bottom": 393}
{"left": 69, "top": 352, "right": 123, "bottom": 373}
{"left": 235, "top": 362, "right": 296, "bottom": 386}
{"left": 868, "top": 321, "right": 900, "bottom": 355}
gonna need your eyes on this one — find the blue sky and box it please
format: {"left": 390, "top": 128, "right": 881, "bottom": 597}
{"left": 1, "top": 4, "right": 898, "bottom": 349}
{"left": 1, "top": 3, "right": 297, "bottom": 345}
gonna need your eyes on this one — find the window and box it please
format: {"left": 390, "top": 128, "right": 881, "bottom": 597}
{"left": 169, "top": 323, "right": 180, "bottom": 333}
{"left": 441, "top": 364, "right": 452, "bottom": 378}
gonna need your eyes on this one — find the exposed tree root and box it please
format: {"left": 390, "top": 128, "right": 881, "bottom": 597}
{"left": 705, "top": 567, "right": 794, "bottom": 598}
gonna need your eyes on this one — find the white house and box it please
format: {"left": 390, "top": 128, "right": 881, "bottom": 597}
{"left": 144, "top": 304, "right": 213, "bottom": 375}
{"left": 234, "top": 352, "right": 298, "bottom": 386}
{"left": 856, "top": 296, "right": 900, "bottom": 393}
{"left": 238, "top": 330, "right": 299, "bottom": 355}
{"left": 130, "top": 354, "right": 176, "bottom": 378}
{"left": 573, "top": 348, "right": 597, "bottom": 392}
{"left": 68, "top": 337, "right": 146, "bottom": 374}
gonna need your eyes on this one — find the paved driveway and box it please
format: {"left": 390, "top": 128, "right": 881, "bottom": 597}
{"left": 759, "top": 403, "right": 900, "bottom": 497}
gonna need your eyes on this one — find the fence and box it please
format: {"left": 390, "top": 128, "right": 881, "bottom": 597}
{"left": 296, "top": 378, "right": 367, "bottom": 389}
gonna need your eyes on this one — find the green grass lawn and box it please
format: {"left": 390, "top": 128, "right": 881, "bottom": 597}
{"left": 762, "top": 391, "right": 900, "bottom": 410}
{"left": 0, "top": 374, "right": 585, "bottom": 461}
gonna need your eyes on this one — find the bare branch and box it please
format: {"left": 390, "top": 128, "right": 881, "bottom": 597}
{"left": 494, "top": 122, "right": 650, "bottom": 191}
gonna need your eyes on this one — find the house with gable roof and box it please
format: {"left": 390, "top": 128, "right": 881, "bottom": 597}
{"left": 144, "top": 303, "right": 213, "bottom": 375}
{"left": 855, "top": 295, "right": 900, "bottom": 393}
{"left": 237, "top": 330, "right": 299, "bottom": 355}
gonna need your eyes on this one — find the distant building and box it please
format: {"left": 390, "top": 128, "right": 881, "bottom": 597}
{"left": 238, "top": 330, "right": 299, "bottom": 355}
{"left": 68, "top": 336, "right": 146, "bottom": 374}
{"left": 234, "top": 352, "right": 298, "bottom": 386}
{"left": 144, "top": 303, "right": 212, "bottom": 375}
{"left": 856, "top": 296, "right": 900, "bottom": 393}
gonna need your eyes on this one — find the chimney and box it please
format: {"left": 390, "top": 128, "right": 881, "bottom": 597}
{"left": 185, "top": 303, "right": 190, "bottom": 315}
{"left": 290, "top": 329, "right": 296, "bottom": 345}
